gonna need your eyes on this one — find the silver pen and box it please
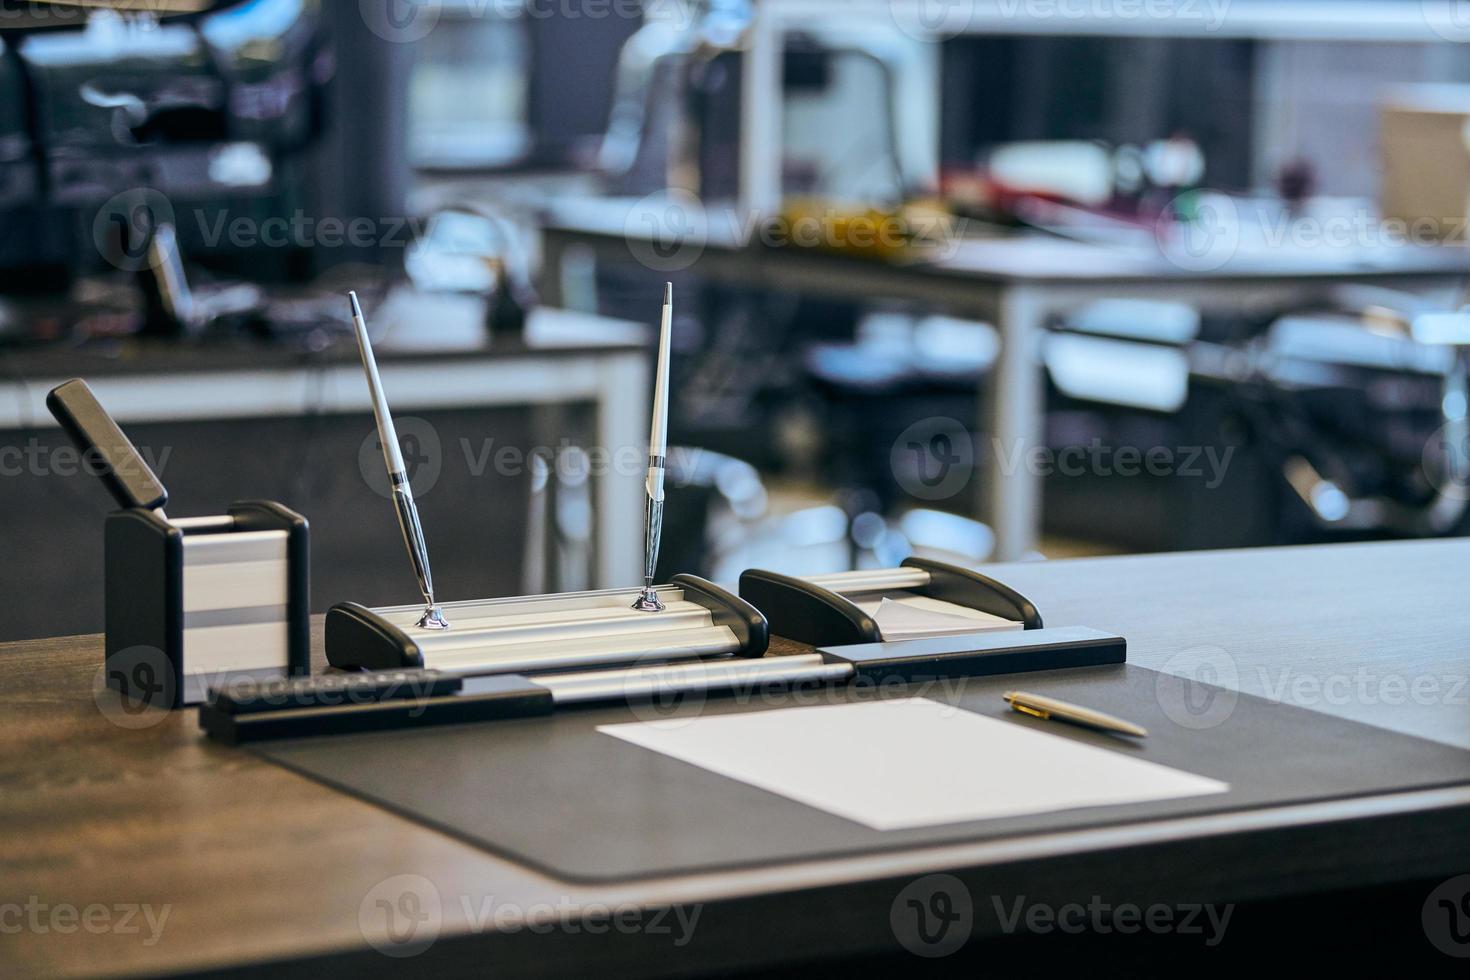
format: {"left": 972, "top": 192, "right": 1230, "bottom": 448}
{"left": 348, "top": 292, "right": 449, "bottom": 631}
{"left": 632, "top": 283, "right": 674, "bottom": 612}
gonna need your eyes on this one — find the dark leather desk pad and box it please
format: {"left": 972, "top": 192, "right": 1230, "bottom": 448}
{"left": 256, "top": 664, "right": 1470, "bottom": 882}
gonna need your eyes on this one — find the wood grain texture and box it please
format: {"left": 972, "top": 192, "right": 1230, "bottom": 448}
{"left": 1, "top": 541, "right": 1468, "bottom": 978}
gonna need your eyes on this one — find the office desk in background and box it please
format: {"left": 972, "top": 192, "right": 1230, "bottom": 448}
{"left": 2, "top": 539, "right": 1467, "bottom": 976}
{"left": 0, "top": 308, "right": 650, "bottom": 641}
{"left": 539, "top": 197, "right": 1470, "bottom": 561}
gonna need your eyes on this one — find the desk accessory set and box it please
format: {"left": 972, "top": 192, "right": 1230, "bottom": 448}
{"left": 46, "top": 379, "right": 310, "bottom": 708}
{"left": 52, "top": 287, "right": 1126, "bottom": 735}
{"left": 200, "top": 288, "right": 1125, "bottom": 741}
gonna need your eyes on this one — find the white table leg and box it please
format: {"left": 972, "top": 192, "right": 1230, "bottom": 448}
{"left": 595, "top": 351, "right": 652, "bottom": 589}
{"left": 987, "top": 285, "right": 1047, "bottom": 561}
{"left": 739, "top": 5, "right": 783, "bottom": 216}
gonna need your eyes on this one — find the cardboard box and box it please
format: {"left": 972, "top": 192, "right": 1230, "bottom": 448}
{"left": 1380, "top": 85, "right": 1470, "bottom": 241}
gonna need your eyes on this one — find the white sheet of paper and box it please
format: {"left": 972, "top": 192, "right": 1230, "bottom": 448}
{"left": 867, "top": 596, "right": 1021, "bottom": 640}
{"left": 598, "top": 698, "right": 1228, "bottom": 831}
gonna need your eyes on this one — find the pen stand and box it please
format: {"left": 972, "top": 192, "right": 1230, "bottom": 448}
{"left": 739, "top": 558, "right": 1123, "bottom": 677}
{"left": 739, "top": 557, "right": 1043, "bottom": 647}
{"left": 326, "top": 574, "right": 768, "bottom": 675}
{"left": 104, "top": 501, "right": 311, "bottom": 709}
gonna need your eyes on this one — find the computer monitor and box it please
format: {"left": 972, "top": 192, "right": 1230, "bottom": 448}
{"left": 0, "top": 0, "right": 408, "bottom": 295}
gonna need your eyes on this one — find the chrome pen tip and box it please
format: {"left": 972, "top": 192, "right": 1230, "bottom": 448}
{"left": 348, "top": 291, "right": 364, "bottom": 320}
{"left": 663, "top": 282, "right": 672, "bottom": 305}
{"left": 417, "top": 605, "right": 450, "bottom": 631}
{"left": 631, "top": 586, "right": 666, "bottom": 613}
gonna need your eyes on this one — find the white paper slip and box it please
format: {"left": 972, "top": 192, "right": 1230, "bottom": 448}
{"left": 599, "top": 698, "right": 1228, "bottom": 831}
{"left": 867, "top": 595, "right": 1022, "bottom": 641}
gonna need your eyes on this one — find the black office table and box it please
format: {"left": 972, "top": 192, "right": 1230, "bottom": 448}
{"left": 2, "top": 540, "right": 1468, "bottom": 976}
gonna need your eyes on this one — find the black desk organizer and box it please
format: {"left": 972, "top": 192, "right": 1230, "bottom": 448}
{"left": 107, "top": 500, "right": 310, "bottom": 708}
{"left": 740, "top": 556, "right": 1123, "bottom": 676}
{"left": 42, "top": 378, "right": 311, "bottom": 708}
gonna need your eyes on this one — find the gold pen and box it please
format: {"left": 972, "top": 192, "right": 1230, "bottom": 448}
{"left": 1004, "top": 691, "right": 1148, "bottom": 738}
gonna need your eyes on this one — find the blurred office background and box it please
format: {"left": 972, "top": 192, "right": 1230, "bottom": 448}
{"left": 4, "top": 0, "right": 1470, "bottom": 641}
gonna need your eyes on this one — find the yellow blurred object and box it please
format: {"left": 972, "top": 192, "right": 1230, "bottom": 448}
{"left": 770, "top": 198, "right": 957, "bottom": 260}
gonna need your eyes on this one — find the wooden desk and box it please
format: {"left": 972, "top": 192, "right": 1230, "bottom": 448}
{"left": 539, "top": 196, "right": 1470, "bottom": 562}
{"left": 2, "top": 540, "right": 1468, "bottom": 976}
